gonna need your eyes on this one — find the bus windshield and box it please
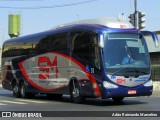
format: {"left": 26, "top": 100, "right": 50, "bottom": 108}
{"left": 103, "top": 33, "right": 150, "bottom": 76}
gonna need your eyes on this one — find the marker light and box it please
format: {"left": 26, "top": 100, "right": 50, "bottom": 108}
{"left": 103, "top": 81, "right": 118, "bottom": 89}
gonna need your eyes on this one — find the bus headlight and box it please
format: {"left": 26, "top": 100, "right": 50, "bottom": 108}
{"left": 144, "top": 80, "right": 153, "bottom": 87}
{"left": 103, "top": 81, "right": 118, "bottom": 89}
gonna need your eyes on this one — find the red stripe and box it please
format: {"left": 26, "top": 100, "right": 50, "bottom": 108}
{"left": 3, "top": 65, "right": 8, "bottom": 81}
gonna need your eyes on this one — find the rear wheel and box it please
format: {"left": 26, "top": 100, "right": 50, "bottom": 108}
{"left": 112, "top": 97, "right": 124, "bottom": 102}
{"left": 70, "top": 80, "right": 85, "bottom": 104}
{"left": 12, "top": 83, "right": 20, "bottom": 98}
{"left": 20, "top": 82, "right": 34, "bottom": 98}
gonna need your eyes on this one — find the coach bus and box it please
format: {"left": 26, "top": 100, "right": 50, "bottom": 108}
{"left": 2, "top": 17, "right": 159, "bottom": 103}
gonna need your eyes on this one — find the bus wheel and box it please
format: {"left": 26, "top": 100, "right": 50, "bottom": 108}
{"left": 12, "top": 83, "right": 20, "bottom": 98}
{"left": 112, "top": 97, "right": 124, "bottom": 102}
{"left": 70, "top": 81, "right": 85, "bottom": 104}
{"left": 20, "top": 82, "right": 34, "bottom": 98}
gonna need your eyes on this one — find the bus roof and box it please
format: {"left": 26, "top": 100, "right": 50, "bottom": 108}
{"left": 4, "top": 17, "right": 135, "bottom": 44}
{"left": 52, "top": 17, "right": 134, "bottom": 30}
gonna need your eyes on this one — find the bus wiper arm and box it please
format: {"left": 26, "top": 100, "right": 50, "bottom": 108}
{"left": 110, "top": 67, "right": 128, "bottom": 75}
{"left": 127, "top": 70, "right": 149, "bottom": 75}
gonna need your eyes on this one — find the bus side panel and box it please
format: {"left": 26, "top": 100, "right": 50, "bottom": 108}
{"left": 16, "top": 52, "right": 96, "bottom": 97}
{"left": 2, "top": 52, "right": 100, "bottom": 98}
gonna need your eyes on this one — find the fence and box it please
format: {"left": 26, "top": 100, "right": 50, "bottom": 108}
{"left": 151, "top": 64, "right": 160, "bottom": 81}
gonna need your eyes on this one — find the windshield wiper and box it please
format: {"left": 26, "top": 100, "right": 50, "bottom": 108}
{"left": 128, "top": 70, "right": 149, "bottom": 75}
{"left": 108, "top": 67, "right": 128, "bottom": 75}
{"left": 108, "top": 68, "right": 149, "bottom": 76}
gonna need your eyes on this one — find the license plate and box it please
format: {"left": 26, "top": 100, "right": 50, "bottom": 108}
{"left": 128, "top": 90, "right": 137, "bottom": 94}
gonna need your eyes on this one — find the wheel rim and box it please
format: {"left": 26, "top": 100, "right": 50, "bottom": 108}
{"left": 72, "top": 88, "right": 79, "bottom": 98}
{"left": 20, "top": 85, "right": 25, "bottom": 97}
{"left": 13, "top": 85, "right": 18, "bottom": 93}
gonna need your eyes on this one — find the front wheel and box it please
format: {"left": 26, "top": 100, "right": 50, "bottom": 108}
{"left": 12, "top": 83, "right": 20, "bottom": 98}
{"left": 70, "top": 81, "right": 85, "bottom": 104}
{"left": 112, "top": 97, "right": 124, "bottom": 102}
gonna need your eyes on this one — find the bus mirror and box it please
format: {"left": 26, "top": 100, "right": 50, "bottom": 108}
{"left": 141, "top": 31, "right": 160, "bottom": 47}
{"left": 99, "top": 34, "right": 104, "bottom": 48}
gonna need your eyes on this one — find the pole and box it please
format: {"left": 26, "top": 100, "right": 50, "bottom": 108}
{"left": 130, "top": 0, "right": 132, "bottom": 14}
{"left": 134, "top": 0, "right": 138, "bottom": 29}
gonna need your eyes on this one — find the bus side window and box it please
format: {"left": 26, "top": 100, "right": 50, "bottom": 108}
{"left": 49, "top": 33, "right": 67, "bottom": 52}
{"left": 71, "top": 31, "right": 90, "bottom": 63}
{"left": 34, "top": 33, "right": 67, "bottom": 54}
{"left": 71, "top": 31, "right": 101, "bottom": 70}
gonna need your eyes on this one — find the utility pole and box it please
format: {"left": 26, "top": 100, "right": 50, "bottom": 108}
{"left": 129, "top": 0, "right": 146, "bottom": 30}
{"left": 134, "top": 0, "right": 138, "bottom": 29}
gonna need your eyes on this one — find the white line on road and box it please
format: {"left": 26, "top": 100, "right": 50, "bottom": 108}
{"left": 0, "top": 100, "right": 27, "bottom": 104}
{"left": 14, "top": 99, "right": 48, "bottom": 103}
{"left": 0, "top": 103, "right": 7, "bottom": 105}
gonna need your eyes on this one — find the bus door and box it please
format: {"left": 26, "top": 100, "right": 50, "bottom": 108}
{"left": 70, "top": 30, "right": 102, "bottom": 96}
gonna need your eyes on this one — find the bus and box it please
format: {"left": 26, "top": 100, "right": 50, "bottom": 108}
{"left": 2, "top": 17, "right": 159, "bottom": 103}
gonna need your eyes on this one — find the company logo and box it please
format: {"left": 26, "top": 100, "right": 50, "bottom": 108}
{"left": 38, "top": 56, "right": 58, "bottom": 79}
{"left": 120, "top": 24, "right": 126, "bottom": 28}
{"left": 116, "top": 78, "right": 126, "bottom": 84}
{"left": 135, "top": 76, "right": 148, "bottom": 82}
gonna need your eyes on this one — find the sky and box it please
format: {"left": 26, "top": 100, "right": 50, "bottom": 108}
{"left": 0, "top": 0, "right": 160, "bottom": 46}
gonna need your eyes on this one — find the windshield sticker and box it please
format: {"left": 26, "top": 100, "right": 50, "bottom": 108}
{"left": 139, "top": 46, "right": 145, "bottom": 53}
{"left": 86, "top": 65, "right": 90, "bottom": 72}
{"left": 127, "top": 41, "right": 139, "bottom": 47}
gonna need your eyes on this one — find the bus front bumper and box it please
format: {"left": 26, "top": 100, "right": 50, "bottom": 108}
{"left": 101, "top": 85, "right": 153, "bottom": 99}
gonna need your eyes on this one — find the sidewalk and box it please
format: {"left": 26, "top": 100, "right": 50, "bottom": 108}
{"left": 153, "top": 81, "right": 160, "bottom": 91}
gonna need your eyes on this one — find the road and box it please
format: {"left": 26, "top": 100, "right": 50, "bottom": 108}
{"left": 0, "top": 86, "right": 160, "bottom": 120}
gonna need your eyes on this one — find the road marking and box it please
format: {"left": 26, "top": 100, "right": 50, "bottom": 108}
{"left": 14, "top": 99, "right": 48, "bottom": 103}
{"left": 0, "top": 100, "right": 27, "bottom": 104}
{"left": 0, "top": 103, "right": 7, "bottom": 105}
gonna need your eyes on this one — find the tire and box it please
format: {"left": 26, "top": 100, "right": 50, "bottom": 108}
{"left": 70, "top": 81, "right": 85, "bottom": 104}
{"left": 12, "top": 83, "right": 20, "bottom": 98}
{"left": 112, "top": 97, "right": 124, "bottom": 102}
{"left": 20, "top": 82, "right": 34, "bottom": 98}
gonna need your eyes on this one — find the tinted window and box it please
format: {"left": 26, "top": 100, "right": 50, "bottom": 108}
{"left": 34, "top": 33, "right": 67, "bottom": 53}
{"left": 71, "top": 31, "right": 101, "bottom": 69}
{"left": 2, "top": 41, "right": 33, "bottom": 57}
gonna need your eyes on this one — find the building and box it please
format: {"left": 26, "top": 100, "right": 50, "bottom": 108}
{"left": 145, "top": 31, "right": 160, "bottom": 81}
